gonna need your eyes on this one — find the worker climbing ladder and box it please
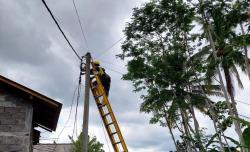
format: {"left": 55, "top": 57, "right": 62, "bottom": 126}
{"left": 90, "top": 60, "right": 128, "bottom": 152}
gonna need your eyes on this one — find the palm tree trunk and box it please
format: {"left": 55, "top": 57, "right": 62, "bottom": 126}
{"left": 204, "top": 97, "right": 231, "bottom": 152}
{"left": 207, "top": 24, "right": 247, "bottom": 152}
{"left": 206, "top": 102, "right": 231, "bottom": 152}
{"left": 188, "top": 35, "right": 226, "bottom": 151}
{"left": 180, "top": 110, "right": 194, "bottom": 152}
{"left": 163, "top": 107, "right": 179, "bottom": 152}
{"left": 197, "top": 2, "right": 247, "bottom": 150}
{"left": 230, "top": 93, "right": 247, "bottom": 152}
{"left": 165, "top": 117, "right": 179, "bottom": 152}
{"left": 202, "top": 93, "right": 227, "bottom": 151}
{"left": 213, "top": 120, "right": 226, "bottom": 151}
{"left": 189, "top": 106, "right": 206, "bottom": 152}
{"left": 186, "top": 86, "right": 205, "bottom": 151}
{"left": 223, "top": 59, "right": 247, "bottom": 152}
{"left": 183, "top": 33, "right": 204, "bottom": 151}
{"left": 194, "top": 81, "right": 226, "bottom": 151}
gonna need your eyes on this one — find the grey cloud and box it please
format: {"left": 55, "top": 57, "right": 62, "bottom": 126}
{"left": 0, "top": 0, "right": 82, "bottom": 105}
{"left": 0, "top": 1, "right": 53, "bottom": 66}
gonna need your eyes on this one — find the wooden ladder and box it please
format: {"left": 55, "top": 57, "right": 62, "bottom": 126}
{"left": 90, "top": 62, "right": 128, "bottom": 152}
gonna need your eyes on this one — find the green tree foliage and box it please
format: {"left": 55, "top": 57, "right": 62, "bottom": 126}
{"left": 69, "top": 133, "right": 105, "bottom": 152}
{"left": 232, "top": 117, "right": 250, "bottom": 150}
{"left": 120, "top": 0, "right": 211, "bottom": 151}
{"left": 243, "top": 128, "right": 250, "bottom": 151}
{"left": 119, "top": 0, "right": 250, "bottom": 151}
{"left": 196, "top": 0, "right": 250, "bottom": 97}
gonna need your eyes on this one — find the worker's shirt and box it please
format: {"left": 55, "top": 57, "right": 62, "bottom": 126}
{"left": 90, "top": 66, "right": 104, "bottom": 76}
{"left": 96, "top": 67, "right": 105, "bottom": 76}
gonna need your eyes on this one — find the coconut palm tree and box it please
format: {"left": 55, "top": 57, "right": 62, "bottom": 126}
{"left": 195, "top": 0, "right": 250, "bottom": 151}
{"left": 235, "top": 0, "right": 250, "bottom": 79}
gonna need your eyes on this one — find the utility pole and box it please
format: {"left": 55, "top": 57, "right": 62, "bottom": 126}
{"left": 82, "top": 52, "right": 91, "bottom": 152}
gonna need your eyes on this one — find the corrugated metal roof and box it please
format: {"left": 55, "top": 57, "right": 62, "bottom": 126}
{"left": 33, "top": 144, "right": 73, "bottom": 152}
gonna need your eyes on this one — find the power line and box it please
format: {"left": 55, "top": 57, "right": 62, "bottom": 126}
{"left": 41, "top": 0, "right": 81, "bottom": 60}
{"left": 72, "top": 84, "right": 81, "bottom": 138}
{"left": 236, "top": 100, "right": 250, "bottom": 106}
{"left": 98, "top": 59, "right": 123, "bottom": 70}
{"left": 57, "top": 84, "right": 78, "bottom": 137}
{"left": 239, "top": 114, "right": 250, "bottom": 120}
{"left": 94, "top": 91, "right": 111, "bottom": 152}
{"left": 51, "top": 62, "right": 82, "bottom": 152}
{"left": 99, "top": 60, "right": 125, "bottom": 75}
{"left": 72, "top": 63, "right": 84, "bottom": 138}
{"left": 97, "top": 36, "right": 125, "bottom": 58}
{"left": 51, "top": 82, "right": 79, "bottom": 152}
{"left": 105, "top": 67, "right": 124, "bottom": 75}
{"left": 101, "top": 121, "right": 112, "bottom": 152}
{"left": 71, "top": 0, "right": 90, "bottom": 50}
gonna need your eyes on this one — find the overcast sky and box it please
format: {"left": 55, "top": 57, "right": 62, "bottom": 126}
{"left": 0, "top": 0, "right": 250, "bottom": 152}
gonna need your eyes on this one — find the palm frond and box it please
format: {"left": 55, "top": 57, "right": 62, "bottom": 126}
{"left": 188, "top": 45, "right": 211, "bottom": 63}
{"left": 223, "top": 67, "right": 235, "bottom": 98}
{"left": 188, "top": 93, "right": 207, "bottom": 113}
{"left": 230, "top": 34, "right": 250, "bottom": 47}
{"left": 206, "top": 90, "right": 224, "bottom": 97}
{"left": 191, "top": 84, "right": 223, "bottom": 97}
{"left": 230, "top": 64, "right": 244, "bottom": 89}
{"left": 205, "top": 133, "right": 219, "bottom": 148}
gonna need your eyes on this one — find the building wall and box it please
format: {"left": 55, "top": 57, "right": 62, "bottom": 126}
{"left": 0, "top": 89, "right": 33, "bottom": 152}
{"left": 33, "top": 144, "right": 73, "bottom": 152}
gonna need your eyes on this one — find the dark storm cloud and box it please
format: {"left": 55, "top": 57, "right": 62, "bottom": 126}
{"left": 0, "top": 0, "right": 80, "bottom": 104}
{"left": 0, "top": 0, "right": 52, "bottom": 65}
{"left": 0, "top": 0, "right": 140, "bottom": 106}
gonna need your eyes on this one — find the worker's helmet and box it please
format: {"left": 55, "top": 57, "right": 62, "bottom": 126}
{"left": 93, "top": 60, "right": 100, "bottom": 66}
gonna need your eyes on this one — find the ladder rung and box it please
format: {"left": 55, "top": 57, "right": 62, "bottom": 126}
{"left": 111, "top": 131, "right": 118, "bottom": 135}
{"left": 91, "top": 86, "right": 98, "bottom": 90}
{"left": 102, "top": 113, "right": 110, "bottom": 117}
{"left": 106, "top": 122, "right": 114, "bottom": 126}
{"left": 97, "top": 103, "right": 106, "bottom": 108}
{"left": 94, "top": 94, "right": 103, "bottom": 99}
{"left": 113, "top": 141, "right": 121, "bottom": 145}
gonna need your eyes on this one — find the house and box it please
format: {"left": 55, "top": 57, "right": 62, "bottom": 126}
{"left": 33, "top": 144, "right": 73, "bottom": 152}
{"left": 0, "top": 75, "right": 62, "bottom": 152}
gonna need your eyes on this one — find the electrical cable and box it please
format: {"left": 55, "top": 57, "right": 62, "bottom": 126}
{"left": 41, "top": 0, "right": 81, "bottom": 60}
{"left": 236, "top": 100, "right": 250, "bottom": 106}
{"left": 98, "top": 59, "right": 123, "bottom": 70}
{"left": 52, "top": 60, "right": 83, "bottom": 152}
{"left": 97, "top": 36, "right": 125, "bottom": 58}
{"left": 71, "top": 0, "right": 90, "bottom": 50}
{"left": 239, "top": 114, "right": 250, "bottom": 120}
{"left": 94, "top": 91, "right": 112, "bottom": 152}
{"left": 72, "top": 62, "right": 83, "bottom": 138}
{"left": 101, "top": 123, "right": 112, "bottom": 152}
{"left": 105, "top": 67, "right": 123, "bottom": 75}
{"left": 72, "top": 84, "right": 81, "bottom": 138}
{"left": 51, "top": 83, "right": 79, "bottom": 152}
